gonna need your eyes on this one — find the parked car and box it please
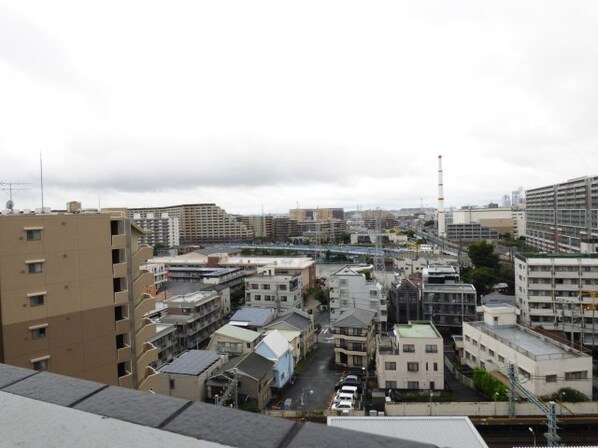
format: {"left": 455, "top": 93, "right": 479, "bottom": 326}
{"left": 334, "top": 392, "right": 355, "bottom": 402}
{"left": 339, "top": 385, "right": 359, "bottom": 397}
{"left": 331, "top": 401, "right": 354, "bottom": 412}
{"left": 335, "top": 380, "right": 363, "bottom": 394}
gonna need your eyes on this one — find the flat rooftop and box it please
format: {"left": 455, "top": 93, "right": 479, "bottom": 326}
{"left": 167, "top": 290, "right": 218, "bottom": 305}
{"left": 221, "top": 257, "right": 315, "bottom": 269}
{"left": 470, "top": 322, "right": 589, "bottom": 361}
{"left": 422, "top": 283, "right": 476, "bottom": 293}
{"left": 395, "top": 323, "right": 440, "bottom": 339}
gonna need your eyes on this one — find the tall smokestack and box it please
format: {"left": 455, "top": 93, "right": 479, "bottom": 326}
{"left": 437, "top": 155, "right": 446, "bottom": 238}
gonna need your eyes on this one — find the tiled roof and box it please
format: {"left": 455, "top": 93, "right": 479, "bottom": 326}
{"left": 334, "top": 309, "right": 376, "bottom": 328}
{"left": 266, "top": 310, "right": 312, "bottom": 331}
{"left": 0, "top": 363, "right": 435, "bottom": 448}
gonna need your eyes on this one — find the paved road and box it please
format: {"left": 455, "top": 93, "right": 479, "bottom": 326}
{"left": 281, "top": 341, "right": 341, "bottom": 410}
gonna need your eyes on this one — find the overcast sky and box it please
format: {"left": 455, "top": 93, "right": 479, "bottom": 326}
{"left": 1, "top": 1, "right": 597, "bottom": 215}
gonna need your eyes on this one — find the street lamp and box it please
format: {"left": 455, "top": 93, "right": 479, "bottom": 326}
{"left": 528, "top": 427, "right": 536, "bottom": 447}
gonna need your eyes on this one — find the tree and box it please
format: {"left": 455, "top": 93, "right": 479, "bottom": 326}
{"left": 468, "top": 241, "right": 499, "bottom": 270}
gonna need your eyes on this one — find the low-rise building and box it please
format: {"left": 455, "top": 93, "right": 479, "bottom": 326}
{"left": 254, "top": 330, "right": 294, "bottom": 389}
{"left": 376, "top": 322, "right": 444, "bottom": 391}
{"left": 207, "top": 352, "right": 274, "bottom": 410}
{"left": 244, "top": 269, "right": 303, "bottom": 311}
{"left": 332, "top": 309, "right": 376, "bottom": 369}
{"left": 158, "top": 290, "right": 222, "bottom": 351}
{"left": 151, "top": 350, "right": 227, "bottom": 401}
{"left": 463, "top": 304, "right": 593, "bottom": 398}
{"left": 421, "top": 283, "right": 477, "bottom": 328}
{"left": 329, "top": 265, "right": 387, "bottom": 331}
{"left": 228, "top": 307, "right": 277, "bottom": 331}
{"left": 261, "top": 309, "right": 315, "bottom": 361}
{"left": 264, "top": 329, "right": 301, "bottom": 365}
{"left": 206, "top": 324, "right": 263, "bottom": 356}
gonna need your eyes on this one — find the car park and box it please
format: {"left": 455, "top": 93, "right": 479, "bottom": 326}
{"left": 339, "top": 385, "right": 358, "bottom": 397}
{"left": 334, "top": 392, "right": 355, "bottom": 402}
{"left": 331, "top": 401, "right": 353, "bottom": 412}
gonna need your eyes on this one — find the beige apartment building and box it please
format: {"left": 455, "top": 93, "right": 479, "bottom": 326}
{"left": 0, "top": 208, "right": 157, "bottom": 389}
{"left": 128, "top": 203, "right": 253, "bottom": 245}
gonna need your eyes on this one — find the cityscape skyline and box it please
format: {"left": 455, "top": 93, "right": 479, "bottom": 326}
{"left": 2, "top": 1, "right": 597, "bottom": 215}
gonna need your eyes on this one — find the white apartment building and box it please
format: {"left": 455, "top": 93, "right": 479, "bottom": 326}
{"left": 244, "top": 267, "right": 303, "bottom": 311}
{"left": 376, "top": 322, "right": 444, "bottom": 391}
{"left": 141, "top": 262, "right": 167, "bottom": 290}
{"left": 515, "top": 253, "right": 598, "bottom": 346}
{"left": 463, "top": 304, "right": 593, "bottom": 398}
{"left": 131, "top": 212, "right": 180, "bottom": 247}
{"left": 329, "top": 265, "right": 387, "bottom": 330}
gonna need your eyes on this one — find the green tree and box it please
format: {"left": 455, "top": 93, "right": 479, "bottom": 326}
{"left": 468, "top": 241, "right": 499, "bottom": 269}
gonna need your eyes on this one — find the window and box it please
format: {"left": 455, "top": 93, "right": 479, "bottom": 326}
{"left": 472, "top": 340, "right": 478, "bottom": 347}
{"left": 280, "top": 296, "right": 287, "bottom": 302}
{"left": 565, "top": 371, "right": 588, "bottom": 381}
{"left": 264, "top": 295, "right": 271, "bottom": 301}
{"left": 262, "top": 284, "right": 270, "bottom": 290}
{"left": 425, "top": 345, "right": 438, "bottom": 353}
{"left": 403, "top": 344, "right": 415, "bottom": 353}
{"left": 407, "top": 362, "right": 419, "bottom": 372}
{"left": 169, "top": 379, "right": 175, "bottom": 389}
{"left": 407, "top": 381, "right": 419, "bottom": 390}
{"left": 26, "top": 229, "right": 42, "bottom": 241}
{"left": 480, "top": 344, "right": 486, "bottom": 352}
{"left": 465, "top": 335, "right": 470, "bottom": 342}
{"left": 29, "top": 293, "right": 45, "bottom": 307}
{"left": 27, "top": 261, "right": 44, "bottom": 274}
{"left": 488, "top": 349, "right": 495, "bottom": 357}
{"left": 546, "top": 375, "right": 557, "bottom": 383}
{"left": 384, "top": 362, "right": 396, "bottom": 370}
{"left": 370, "top": 290, "right": 378, "bottom": 297}
{"left": 433, "top": 362, "right": 438, "bottom": 371}
{"left": 385, "top": 381, "right": 397, "bottom": 389}
{"left": 498, "top": 355, "right": 505, "bottom": 363}
{"left": 353, "top": 355, "right": 363, "bottom": 366}
{"left": 255, "top": 295, "right": 261, "bottom": 301}
{"left": 32, "top": 359, "right": 49, "bottom": 371}
{"left": 465, "top": 351, "right": 471, "bottom": 360}
{"left": 31, "top": 327, "right": 47, "bottom": 339}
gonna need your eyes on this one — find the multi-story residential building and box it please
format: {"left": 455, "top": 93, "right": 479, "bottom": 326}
{"left": 141, "top": 262, "right": 167, "bottom": 294}
{"left": 131, "top": 211, "right": 180, "bottom": 248}
{"left": 218, "top": 255, "right": 316, "bottom": 292}
{"left": 525, "top": 175, "right": 598, "bottom": 253}
{"left": 158, "top": 290, "right": 222, "bottom": 351}
{"left": 329, "top": 265, "right": 387, "bottom": 330}
{"left": 152, "top": 350, "right": 228, "bottom": 401}
{"left": 515, "top": 253, "right": 598, "bottom": 346}
{"left": 0, "top": 207, "right": 157, "bottom": 389}
{"left": 272, "top": 216, "right": 299, "bottom": 241}
{"left": 512, "top": 209, "right": 526, "bottom": 239}
{"left": 419, "top": 265, "right": 476, "bottom": 328}
{"left": 421, "top": 283, "right": 477, "bottom": 327}
{"left": 238, "top": 215, "right": 274, "bottom": 240}
{"left": 148, "top": 322, "right": 178, "bottom": 369}
{"left": 389, "top": 278, "right": 422, "bottom": 324}
{"left": 333, "top": 309, "right": 376, "bottom": 368}
{"left": 289, "top": 208, "right": 344, "bottom": 221}
{"left": 244, "top": 269, "right": 302, "bottom": 311}
{"left": 128, "top": 203, "right": 253, "bottom": 246}
{"left": 463, "top": 304, "right": 593, "bottom": 398}
{"left": 297, "top": 219, "right": 347, "bottom": 243}
{"left": 376, "top": 322, "right": 444, "bottom": 391}
{"left": 206, "top": 324, "right": 263, "bottom": 356}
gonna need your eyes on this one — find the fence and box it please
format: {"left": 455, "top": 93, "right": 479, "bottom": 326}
{"left": 445, "top": 355, "right": 474, "bottom": 389}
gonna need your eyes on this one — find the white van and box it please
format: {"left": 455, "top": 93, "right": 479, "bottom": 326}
{"left": 340, "top": 385, "right": 358, "bottom": 397}
{"left": 335, "top": 392, "right": 354, "bottom": 402}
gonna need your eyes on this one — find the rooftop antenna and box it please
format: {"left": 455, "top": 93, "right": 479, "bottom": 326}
{"left": 0, "top": 181, "right": 32, "bottom": 213}
{"left": 40, "top": 152, "right": 45, "bottom": 212}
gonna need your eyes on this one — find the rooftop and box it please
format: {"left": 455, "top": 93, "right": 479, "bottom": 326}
{"left": 467, "top": 321, "right": 590, "bottom": 361}
{"left": 0, "top": 363, "right": 434, "bottom": 448}
{"left": 229, "top": 307, "right": 276, "bottom": 327}
{"left": 167, "top": 290, "right": 219, "bottom": 305}
{"left": 516, "top": 252, "right": 598, "bottom": 261}
{"left": 395, "top": 322, "right": 441, "bottom": 339}
{"left": 334, "top": 309, "right": 376, "bottom": 329}
{"left": 159, "top": 350, "right": 223, "bottom": 376}
{"left": 422, "top": 283, "right": 476, "bottom": 293}
{"left": 213, "top": 324, "right": 263, "bottom": 343}
{"left": 328, "top": 416, "right": 487, "bottom": 448}
{"left": 221, "top": 256, "right": 315, "bottom": 269}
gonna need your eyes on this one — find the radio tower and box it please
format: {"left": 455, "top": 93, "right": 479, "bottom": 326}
{"left": 437, "top": 155, "right": 446, "bottom": 238}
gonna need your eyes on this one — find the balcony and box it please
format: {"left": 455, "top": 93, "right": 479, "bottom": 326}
{"left": 135, "top": 320, "right": 157, "bottom": 349}
{"left": 134, "top": 294, "right": 155, "bottom": 322}
{"left": 133, "top": 245, "right": 153, "bottom": 270}
{"left": 133, "top": 271, "right": 155, "bottom": 297}
{"left": 137, "top": 342, "right": 159, "bottom": 371}
{"left": 115, "top": 317, "right": 130, "bottom": 334}
{"left": 113, "top": 262, "right": 127, "bottom": 278}
{"left": 117, "top": 346, "right": 131, "bottom": 363}
{"left": 112, "top": 234, "right": 126, "bottom": 249}
{"left": 118, "top": 372, "right": 133, "bottom": 388}
{"left": 114, "top": 290, "right": 129, "bottom": 305}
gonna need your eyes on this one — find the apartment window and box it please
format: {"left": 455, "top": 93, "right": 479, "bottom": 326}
{"left": 251, "top": 284, "right": 258, "bottom": 289}
{"left": 407, "top": 362, "right": 419, "bottom": 372}
{"left": 31, "top": 327, "right": 47, "bottom": 339}
{"left": 488, "top": 349, "right": 495, "bottom": 357}
{"left": 280, "top": 296, "right": 287, "bottom": 302}
{"left": 403, "top": 344, "right": 415, "bottom": 353}
{"left": 472, "top": 340, "right": 478, "bottom": 347}
{"left": 465, "top": 351, "right": 471, "bottom": 360}
{"left": 546, "top": 375, "right": 557, "bottom": 383}
{"left": 32, "top": 359, "right": 49, "bottom": 371}
{"left": 263, "top": 284, "right": 270, "bottom": 290}
{"left": 27, "top": 261, "right": 44, "bottom": 274}
{"left": 565, "top": 371, "right": 588, "bottom": 381}
{"left": 369, "top": 301, "right": 378, "bottom": 309}
{"left": 169, "top": 379, "right": 175, "bottom": 389}
{"left": 384, "top": 362, "right": 396, "bottom": 370}
{"left": 353, "top": 355, "right": 363, "bottom": 366}
{"left": 28, "top": 293, "right": 45, "bottom": 307}
{"left": 370, "top": 290, "right": 378, "bottom": 297}
{"left": 264, "top": 295, "right": 271, "bottom": 301}
{"left": 385, "top": 381, "right": 397, "bottom": 389}
{"left": 425, "top": 345, "right": 438, "bottom": 353}
{"left": 407, "top": 381, "right": 419, "bottom": 390}
{"left": 255, "top": 295, "right": 261, "bottom": 301}
{"left": 498, "top": 355, "right": 505, "bottom": 363}
{"left": 26, "top": 229, "right": 42, "bottom": 241}
{"left": 465, "top": 335, "right": 470, "bottom": 342}
{"left": 480, "top": 345, "right": 486, "bottom": 352}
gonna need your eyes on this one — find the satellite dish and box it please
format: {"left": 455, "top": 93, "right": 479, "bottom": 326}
{"left": 6, "top": 199, "right": 14, "bottom": 211}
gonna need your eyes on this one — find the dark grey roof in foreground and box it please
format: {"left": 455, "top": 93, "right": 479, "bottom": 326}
{"left": 0, "top": 363, "right": 436, "bottom": 448}
{"left": 160, "top": 350, "right": 223, "bottom": 376}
